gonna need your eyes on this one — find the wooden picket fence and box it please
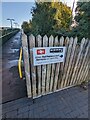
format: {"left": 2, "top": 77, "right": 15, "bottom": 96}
{"left": 22, "top": 33, "right": 90, "bottom": 98}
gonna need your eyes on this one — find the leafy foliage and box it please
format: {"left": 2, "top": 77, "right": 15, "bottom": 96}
{"left": 22, "top": 2, "right": 72, "bottom": 36}
{"left": 71, "top": 1, "right": 90, "bottom": 41}
{"left": 21, "top": 21, "right": 32, "bottom": 35}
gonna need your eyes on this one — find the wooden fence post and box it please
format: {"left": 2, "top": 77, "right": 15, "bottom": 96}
{"left": 22, "top": 34, "right": 31, "bottom": 97}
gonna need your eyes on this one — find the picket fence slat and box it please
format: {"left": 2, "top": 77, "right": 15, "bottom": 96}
{"left": 36, "top": 35, "right": 42, "bottom": 96}
{"left": 83, "top": 65, "right": 89, "bottom": 82}
{"left": 81, "top": 63, "right": 88, "bottom": 83}
{"left": 81, "top": 64, "right": 88, "bottom": 83}
{"left": 47, "top": 36, "right": 54, "bottom": 93}
{"left": 29, "top": 34, "right": 37, "bottom": 97}
{"left": 23, "top": 48, "right": 32, "bottom": 97}
{"left": 22, "top": 33, "right": 28, "bottom": 47}
{"left": 57, "top": 36, "right": 64, "bottom": 89}
{"left": 59, "top": 37, "right": 69, "bottom": 89}
{"left": 54, "top": 37, "right": 60, "bottom": 91}
{"left": 42, "top": 35, "right": 48, "bottom": 94}
{"left": 25, "top": 71, "right": 32, "bottom": 97}
{"left": 22, "top": 34, "right": 90, "bottom": 99}
{"left": 22, "top": 34, "right": 31, "bottom": 97}
{"left": 79, "top": 52, "right": 89, "bottom": 84}
{"left": 61, "top": 37, "right": 73, "bottom": 88}
{"left": 49, "top": 35, "right": 54, "bottom": 92}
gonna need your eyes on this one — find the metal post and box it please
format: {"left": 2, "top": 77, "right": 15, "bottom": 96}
{"left": 7, "top": 18, "right": 15, "bottom": 29}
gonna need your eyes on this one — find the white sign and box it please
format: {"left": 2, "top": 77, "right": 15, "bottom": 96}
{"left": 33, "top": 47, "right": 66, "bottom": 66}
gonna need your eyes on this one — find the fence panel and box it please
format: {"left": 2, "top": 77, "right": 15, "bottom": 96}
{"left": 22, "top": 34, "right": 90, "bottom": 98}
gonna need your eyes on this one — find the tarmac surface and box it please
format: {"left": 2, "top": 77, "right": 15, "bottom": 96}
{"left": 2, "top": 31, "right": 27, "bottom": 103}
{"left": 2, "top": 85, "right": 89, "bottom": 118}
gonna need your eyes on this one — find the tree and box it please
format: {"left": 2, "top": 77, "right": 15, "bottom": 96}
{"left": 21, "top": 21, "right": 32, "bottom": 35}
{"left": 31, "top": 1, "right": 72, "bottom": 36}
{"left": 71, "top": 1, "right": 90, "bottom": 41}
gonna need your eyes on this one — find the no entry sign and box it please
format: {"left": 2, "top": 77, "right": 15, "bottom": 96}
{"left": 33, "top": 47, "right": 66, "bottom": 66}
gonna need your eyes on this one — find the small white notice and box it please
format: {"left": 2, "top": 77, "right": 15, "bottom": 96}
{"left": 33, "top": 47, "right": 66, "bottom": 66}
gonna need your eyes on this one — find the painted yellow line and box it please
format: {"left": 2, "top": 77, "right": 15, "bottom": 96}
{"left": 18, "top": 47, "right": 23, "bottom": 79}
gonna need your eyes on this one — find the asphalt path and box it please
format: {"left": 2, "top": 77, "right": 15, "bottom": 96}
{"left": 2, "top": 31, "right": 27, "bottom": 103}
